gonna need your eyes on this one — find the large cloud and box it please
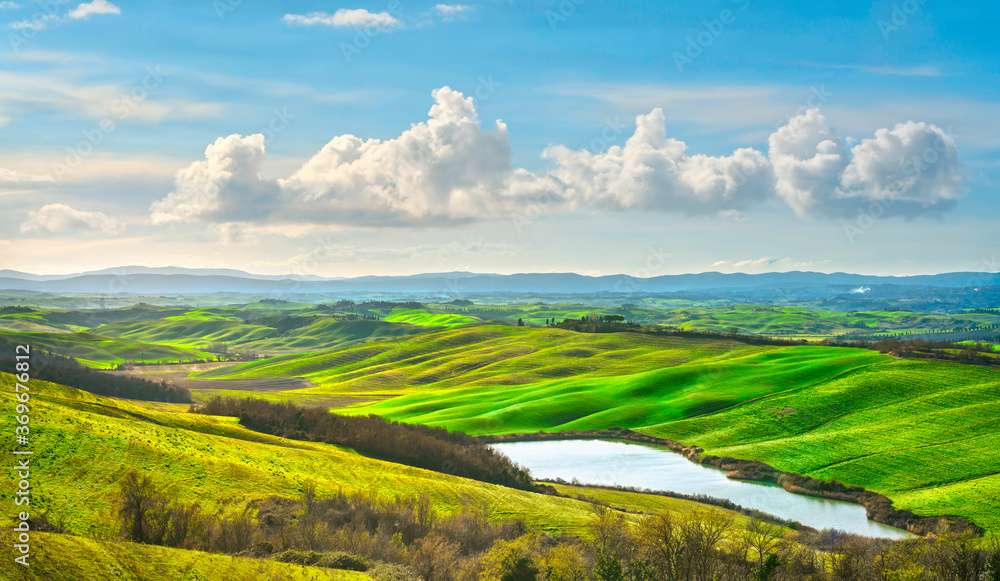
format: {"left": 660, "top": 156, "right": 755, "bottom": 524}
{"left": 769, "top": 109, "right": 960, "bottom": 218}
{"left": 280, "top": 87, "right": 554, "bottom": 225}
{"left": 545, "top": 108, "right": 773, "bottom": 216}
{"left": 149, "top": 88, "right": 963, "bottom": 229}
{"left": 152, "top": 87, "right": 554, "bottom": 227}
{"left": 21, "top": 204, "right": 121, "bottom": 234}
{"left": 150, "top": 133, "right": 282, "bottom": 224}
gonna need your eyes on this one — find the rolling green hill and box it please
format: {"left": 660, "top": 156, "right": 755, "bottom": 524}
{"left": 94, "top": 315, "right": 427, "bottom": 355}
{"left": 197, "top": 324, "right": 1000, "bottom": 534}
{"left": 0, "top": 330, "right": 214, "bottom": 368}
{"left": 0, "top": 531, "right": 365, "bottom": 581}
{"left": 640, "top": 357, "right": 1000, "bottom": 536}
{"left": 306, "top": 330, "right": 997, "bottom": 534}
{"left": 353, "top": 346, "right": 884, "bottom": 434}
{"left": 383, "top": 307, "right": 480, "bottom": 328}
{"left": 193, "top": 325, "right": 774, "bottom": 395}
{"left": 0, "top": 373, "right": 752, "bottom": 543}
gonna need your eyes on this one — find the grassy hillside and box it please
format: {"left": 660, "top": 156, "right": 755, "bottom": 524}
{"left": 95, "top": 315, "right": 426, "bottom": 354}
{"left": 291, "top": 329, "right": 996, "bottom": 534}
{"left": 355, "top": 345, "right": 883, "bottom": 434}
{"left": 640, "top": 357, "right": 1000, "bottom": 535}
{"left": 0, "top": 372, "right": 748, "bottom": 541}
{"left": 0, "top": 330, "right": 214, "bottom": 368}
{"left": 194, "top": 325, "right": 775, "bottom": 397}
{"left": 383, "top": 307, "right": 480, "bottom": 328}
{"left": 0, "top": 531, "right": 364, "bottom": 581}
{"left": 425, "top": 303, "right": 998, "bottom": 339}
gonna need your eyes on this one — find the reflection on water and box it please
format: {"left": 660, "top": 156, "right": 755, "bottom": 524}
{"left": 492, "top": 439, "right": 910, "bottom": 539}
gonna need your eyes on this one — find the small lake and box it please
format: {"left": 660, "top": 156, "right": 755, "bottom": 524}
{"left": 492, "top": 439, "right": 910, "bottom": 539}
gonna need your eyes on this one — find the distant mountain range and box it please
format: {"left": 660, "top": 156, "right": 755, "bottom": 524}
{"left": 0, "top": 267, "right": 997, "bottom": 295}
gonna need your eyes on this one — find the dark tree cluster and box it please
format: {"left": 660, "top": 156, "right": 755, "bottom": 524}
{"left": 552, "top": 316, "right": 642, "bottom": 333}
{"left": 191, "top": 396, "right": 541, "bottom": 492}
{"left": 0, "top": 351, "right": 192, "bottom": 403}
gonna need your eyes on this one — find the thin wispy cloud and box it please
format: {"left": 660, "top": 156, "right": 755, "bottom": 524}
{"left": 433, "top": 4, "right": 471, "bottom": 21}
{"left": 9, "top": 0, "right": 119, "bottom": 32}
{"left": 21, "top": 203, "right": 121, "bottom": 235}
{"left": 283, "top": 9, "right": 404, "bottom": 30}
{"left": 834, "top": 64, "right": 947, "bottom": 77}
{"left": 0, "top": 168, "right": 53, "bottom": 182}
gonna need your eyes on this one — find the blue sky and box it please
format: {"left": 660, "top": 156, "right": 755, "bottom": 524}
{"left": 0, "top": 0, "right": 997, "bottom": 277}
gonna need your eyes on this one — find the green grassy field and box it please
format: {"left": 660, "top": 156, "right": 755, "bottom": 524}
{"left": 93, "top": 314, "right": 427, "bottom": 355}
{"left": 640, "top": 357, "right": 1000, "bottom": 535}
{"left": 291, "top": 329, "right": 995, "bottom": 535}
{"left": 353, "top": 344, "right": 883, "bottom": 435}
{"left": 0, "top": 531, "right": 365, "bottom": 581}
{"left": 193, "top": 325, "right": 774, "bottom": 398}
{"left": 384, "top": 307, "right": 481, "bottom": 328}
{"left": 0, "top": 317, "right": 427, "bottom": 367}
{"left": 0, "top": 330, "right": 215, "bottom": 368}
{"left": 4, "top": 296, "right": 999, "bottom": 550}
{"left": 421, "top": 303, "right": 999, "bottom": 340}
{"left": 0, "top": 372, "right": 750, "bottom": 543}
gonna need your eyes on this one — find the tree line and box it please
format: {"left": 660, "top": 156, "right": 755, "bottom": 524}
{"left": 111, "top": 470, "right": 1000, "bottom": 580}
{"left": 191, "top": 396, "right": 541, "bottom": 492}
{"left": 0, "top": 350, "right": 192, "bottom": 403}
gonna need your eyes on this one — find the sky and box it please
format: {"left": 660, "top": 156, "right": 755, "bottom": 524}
{"left": 0, "top": 0, "right": 997, "bottom": 278}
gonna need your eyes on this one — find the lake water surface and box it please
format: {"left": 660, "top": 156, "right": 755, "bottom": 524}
{"left": 491, "top": 439, "right": 910, "bottom": 539}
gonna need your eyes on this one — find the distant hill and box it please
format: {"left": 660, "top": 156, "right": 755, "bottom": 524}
{"left": 0, "top": 266, "right": 334, "bottom": 282}
{"left": 0, "top": 269, "right": 997, "bottom": 294}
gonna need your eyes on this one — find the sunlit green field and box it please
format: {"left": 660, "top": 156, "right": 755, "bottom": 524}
{"left": 383, "top": 307, "right": 480, "bottom": 328}
{"left": 0, "top": 531, "right": 364, "bottom": 581}
{"left": 0, "top": 373, "right": 745, "bottom": 543}
{"left": 352, "top": 344, "right": 882, "bottom": 434}
{"left": 0, "top": 330, "right": 215, "bottom": 367}
{"left": 193, "top": 325, "right": 774, "bottom": 397}
{"left": 303, "top": 329, "right": 997, "bottom": 534}
{"left": 641, "top": 358, "right": 1000, "bottom": 535}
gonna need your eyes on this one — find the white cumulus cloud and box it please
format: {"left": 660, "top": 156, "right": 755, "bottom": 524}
{"left": 769, "top": 108, "right": 960, "bottom": 218}
{"left": 283, "top": 9, "right": 403, "bottom": 30}
{"left": 21, "top": 204, "right": 121, "bottom": 234}
{"left": 545, "top": 108, "right": 774, "bottom": 216}
{"left": 67, "top": 0, "right": 120, "bottom": 20}
{"left": 149, "top": 88, "right": 965, "bottom": 231}
{"left": 149, "top": 133, "right": 282, "bottom": 225}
